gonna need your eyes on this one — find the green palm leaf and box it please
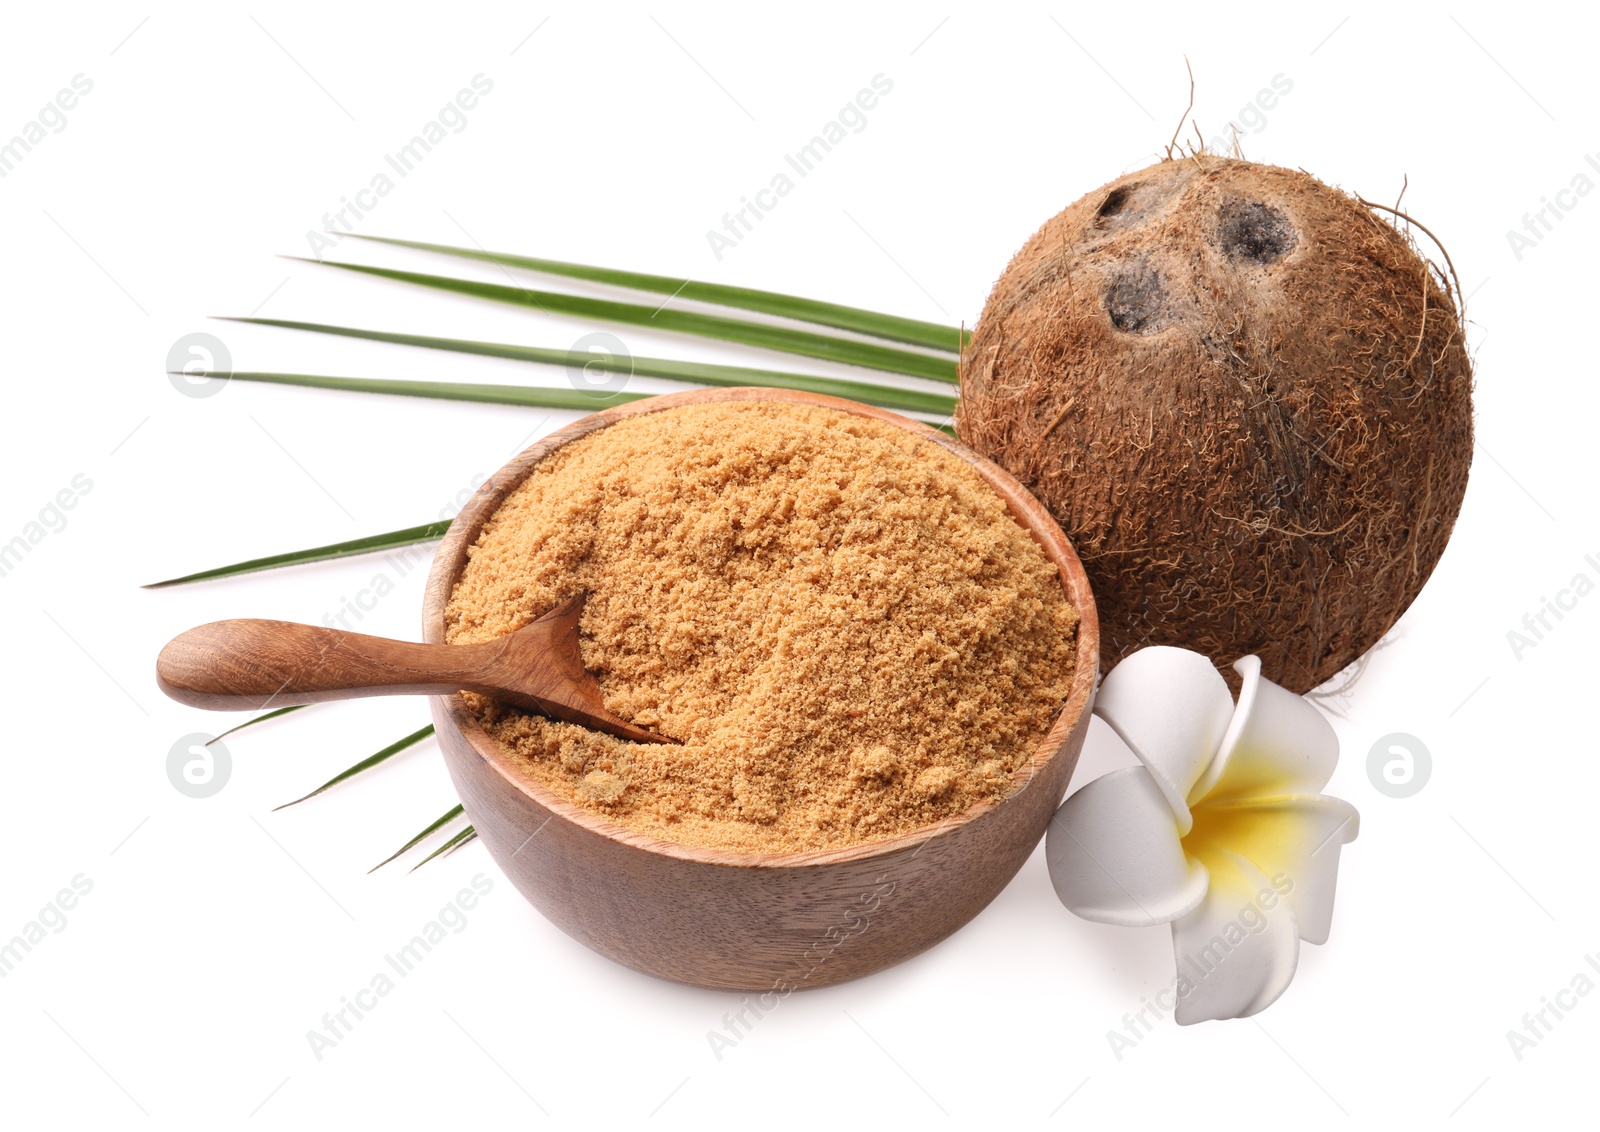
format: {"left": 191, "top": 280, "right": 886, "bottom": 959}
{"left": 221, "top": 319, "right": 957, "bottom": 411}
{"left": 222, "top": 361, "right": 956, "bottom": 418}
{"left": 272, "top": 724, "right": 435, "bottom": 810}
{"left": 289, "top": 259, "right": 959, "bottom": 384}
{"left": 229, "top": 371, "right": 650, "bottom": 413}
{"left": 341, "top": 233, "right": 968, "bottom": 353}
{"left": 370, "top": 803, "right": 465, "bottom": 873}
{"left": 409, "top": 824, "right": 478, "bottom": 872}
{"left": 205, "top": 705, "right": 308, "bottom": 746}
{"left": 144, "top": 520, "right": 451, "bottom": 588}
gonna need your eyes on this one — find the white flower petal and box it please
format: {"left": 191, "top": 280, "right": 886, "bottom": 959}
{"left": 1189, "top": 655, "right": 1340, "bottom": 806}
{"left": 1171, "top": 851, "right": 1300, "bottom": 1025}
{"left": 1190, "top": 794, "right": 1360, "bottom": 945}
{"left": 1046, "top": 767, "right": 1209, "bottom": 927}
{"left": 1094, "top": 647, "right": 1237, "bottom": 835}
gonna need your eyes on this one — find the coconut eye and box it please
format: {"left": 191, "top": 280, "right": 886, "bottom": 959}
{"left": 1094, "top": 184, "right": 1144, "bottom": 231}
{"left": 1097, "top": 185, "right": 1134, "bottom": 218}
{"left": 1217, "top": 199, "right": 1296, "bottom": 264}
{"left": 1105, "top": 264, "right": 1168, "bottom": 334}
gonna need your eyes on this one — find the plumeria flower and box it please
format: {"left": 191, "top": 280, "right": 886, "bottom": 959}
{"left": 1047, "top": 646, "right": 1359, "bottom": 1024}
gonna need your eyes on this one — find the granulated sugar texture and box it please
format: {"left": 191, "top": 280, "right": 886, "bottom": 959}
{"left": 445, "top": 401, "right": 1077, "bottom": 853}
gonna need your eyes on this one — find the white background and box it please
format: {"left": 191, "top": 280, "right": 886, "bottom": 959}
{"left": 0, "top": 2, "right": 1593, "bottom": 1128}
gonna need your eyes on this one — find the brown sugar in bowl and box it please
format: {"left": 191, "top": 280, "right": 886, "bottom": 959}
{"left": 422, "top": 388, "right": 1099, "bottom": 990}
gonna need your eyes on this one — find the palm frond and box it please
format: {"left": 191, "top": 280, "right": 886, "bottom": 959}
{"left": 286, "top": 259, "right": 959, "bottom": 384}
{"left": 221, "top": 358, "right": 955, "bottom": 417}
{"left": 272, "top": 724, "right": 435, "bottom": 811}
{"left": 144, "top": 521, "right": 451, "bottom": 588}
{"left": 222, "top": 319, "right": 957, "bottom": 409}
{"left": 227, "top": 371, "right": 649, "bottom": 412}
{"left": 408, "top": 824, "right": 478, "bottom": 872}
{"left": 205, "top": 705, "right": 308, "bottom": 746}
{"left": 370, "top": 803, "right": 465, "bottom": 873}
{"left": 340, "top": 233, "right": 968, "bottom": 352}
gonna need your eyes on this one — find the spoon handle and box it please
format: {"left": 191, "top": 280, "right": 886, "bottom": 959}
{"left": 156, "top": 619, "right": 500, "bottom": 710}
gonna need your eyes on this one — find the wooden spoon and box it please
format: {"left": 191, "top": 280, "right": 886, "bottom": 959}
{"left": 156, "top": 592, "right": 672, "bottom": 744}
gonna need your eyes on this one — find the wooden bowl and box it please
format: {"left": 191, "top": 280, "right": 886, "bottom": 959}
{"left": 422, "top": 388, "right": 1099, "bottom": 990}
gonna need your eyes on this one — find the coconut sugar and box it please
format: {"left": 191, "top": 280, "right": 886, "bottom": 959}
{"left": 444, "top": 401, "right": 1077, "bottom": 853}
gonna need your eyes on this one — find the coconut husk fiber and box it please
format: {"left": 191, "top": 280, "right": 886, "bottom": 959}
{"left": 957, "top": 157, "right": 1473, "bottom": 693}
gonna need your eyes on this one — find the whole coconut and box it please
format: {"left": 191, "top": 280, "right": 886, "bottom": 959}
{"left": 958, "top": 158, "right": 1472, "bottom": 693}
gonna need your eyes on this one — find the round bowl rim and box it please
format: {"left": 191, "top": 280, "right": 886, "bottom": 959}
{"left": 421, "top": 387, "right": 1099, "bottom": 869}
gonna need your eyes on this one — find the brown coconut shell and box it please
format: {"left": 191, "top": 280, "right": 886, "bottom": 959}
{"left": 957, "top": 157, "right": 1473, "bottom": 693}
